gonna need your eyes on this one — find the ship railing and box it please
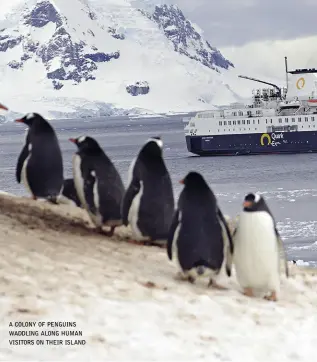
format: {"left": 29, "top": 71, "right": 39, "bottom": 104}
{"left": 182, "top": 117, "right": 191, "bottom": 123}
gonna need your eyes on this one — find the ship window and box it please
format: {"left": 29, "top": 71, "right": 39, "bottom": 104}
{"left": 228, "top": 121, "right": 232, "bottom": 125}
{"left": 298, "top": 118, "right": 302, "bottom": 122}
{"left": 237, "top": 120, "right": 241, "bottom": 125}
{"left": 312, "top": 117, "right": 315, "bottom": 121}
{"left": 224, "top": 121, "right": 227, "bottom": 125}
{"left": 242, "top": 120, "right": 245, "bottom": 124}
{"left": 247, "top": 120, "right": 250, "bottom": 124}
{"left": 295, "top": 118, "right": 299, "bottom": 122}
{"left": 219, "top": 121, "right": 222, "bottom": 126}
{"left": 270, "top": 119, "right": 273, "bottom": 123}
{"left": 258, "top": 119, "right": 260, "bottom": 124}
{"left": 265, "top": 119, "right": 267, "bottom": 124}
{"left": 233, "top": 121, "right": 236, "bottom": 125}
{"left": 279, "top": 118, "right": 282, "bottom": 123}
{"left": 305, "top": 117, "right": 308, "bottom": 121}
{"left": 253, "top": 120, "right": 255, "bottom": 124}
{"left": 233, "top": 112, "right": 237, "bottom": 116}
{"left": 238, "top": 111, "right": 243, "bottom": 116}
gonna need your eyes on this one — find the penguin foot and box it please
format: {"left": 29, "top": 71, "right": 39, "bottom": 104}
{"left": 31, "top": 195, "right": 37, "bottom": 201}
{"left": 208, "top": 279, "right": 227, "bottom": 290}
{"left": 127, "top": 239, "right": 146, "bottom": 245}
{"left": 187, "top": 276, "right": 195, "bottom": 284}
{"left": 264, "top": 291, "right": 277, "bottom": 302}
{"left": 97, "top": 226, "right": 115, "bottom": 237}
{"left": 243, "top": 287, "right": 254, "bottom": 298}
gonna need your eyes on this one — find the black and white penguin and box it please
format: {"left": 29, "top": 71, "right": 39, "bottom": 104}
{"left": 15, "top": 113, "right": 63, "bottom": 203}
{"left": 69, "top": 136, "right": 125, "bottom": 236}
{"left": 121, "top": 136, "right": 174, "bottom": 246}
{"left": 233, "top": 192, "right": 289, "bottom": 301}
{"left": 0, "top": 103, "right": 8, "bottom": 111}
{"left": 59, "top": 178, "right": 81, "bottom": 207}
{"left": 167, "top": 171, "right": 234, "bottom": 287}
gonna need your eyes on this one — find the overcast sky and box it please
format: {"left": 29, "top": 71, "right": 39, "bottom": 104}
{"left": 167, "top": 0, "right": 317, "bottom": 47}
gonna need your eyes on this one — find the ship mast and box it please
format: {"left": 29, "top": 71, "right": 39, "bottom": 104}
{"left": 285, "top": 56, "right": 289, "bottom": 92}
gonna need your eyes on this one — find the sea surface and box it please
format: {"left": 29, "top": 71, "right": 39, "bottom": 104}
{"left": 0, "top": 115, "right": 316, "bottom": 267}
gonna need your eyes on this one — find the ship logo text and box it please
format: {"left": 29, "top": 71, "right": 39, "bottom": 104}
{"left": 260, "top": 133, "right": 283, "bottom": 146}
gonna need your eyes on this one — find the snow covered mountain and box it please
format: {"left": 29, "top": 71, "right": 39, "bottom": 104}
{"left": 0, "top": 0, "right": 240, "bottom": 119}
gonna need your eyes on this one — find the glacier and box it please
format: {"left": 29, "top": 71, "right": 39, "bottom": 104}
{"left": 0, "top": 0, "right": 246, "bottom": 120}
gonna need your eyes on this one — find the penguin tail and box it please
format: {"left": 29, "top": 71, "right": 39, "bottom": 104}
{"left": 46, "top": 195, "right": 59, "bottom": 205}
{"left": 196, "top": 265, "right": 205, "bottom": 276}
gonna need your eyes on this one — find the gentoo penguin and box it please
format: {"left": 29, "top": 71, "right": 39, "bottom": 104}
{"left": 167, "top": 171, "right": 234, "bottom": 287}
{"left": 59, "top": 178, "right": 81, "bottom": 207}
{"left": 0, "top": 103, "right": 8, "bottom": 111}
{"left": 233, "top": 192, "right": 289, "bottom": 302}
{"left": 15, "top": 113, "right": 63, "bottom": 203}
{"left": 69, "top": 136, "right": 125, "bottom": 236}
{"left": 121, "top": 136, "right": 174, "bottom": 246}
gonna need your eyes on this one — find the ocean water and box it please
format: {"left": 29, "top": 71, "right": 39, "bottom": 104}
{"left": 0, "top": 115, "right": 316, "bottom": 267}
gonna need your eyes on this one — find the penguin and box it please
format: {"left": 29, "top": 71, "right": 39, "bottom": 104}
{"left": 0, "top": 103, "right": 8, "bottom": 111}
{"left": 59, "top": 178, "right": 81, "bottom": 207}
{"left": 233, "top": 192, "right": 289, "bottom": 302}
{"left": 167, "top": 171, "right": 234, "bottom": 288}
{"left": 15, "top": 113, "right": 63, "bottom": 203}
{"left": 69, "top": 136, "right": 125, "bottom": 236}
{"left": 121, "top": 136, "right": 174, "bottom": 247}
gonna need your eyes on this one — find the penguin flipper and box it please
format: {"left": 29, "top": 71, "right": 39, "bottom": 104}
{"left": 217, "top": 208, "right": 234, "bottom": 277}
{"left": 275, "top": 227, "right": 289, "bottom": 278}
{"left": 121, "top": 177, "right": 140, "bottom": 226}
{"left": 167, "top": 209, "right": 180, "bottom": 261}
{"left": 16, "top": 143, "right": 29, "bottom": 183}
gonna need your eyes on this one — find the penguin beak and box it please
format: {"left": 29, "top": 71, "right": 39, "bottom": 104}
{"left": 179, "top": 179, "right": 184, "bottom": 184}
{"left": 0, "top": 103, "right": 8, "bottom": 111}
{"left": 69, "top": 138, "right": 77, "bottom": 144}
{"left": 15, "top": 119, "right": 24, "bottom": 123}
{"left": 243, "top": 201, "right": 253, "bottom": 208}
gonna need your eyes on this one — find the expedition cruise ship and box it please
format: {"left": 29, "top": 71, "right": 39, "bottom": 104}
{"left": 183, "top": 57, "right": 317, "bottom": 156}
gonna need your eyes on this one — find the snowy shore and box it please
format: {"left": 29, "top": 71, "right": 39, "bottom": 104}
{"left": 0, "top": 194, "right": 316, "bottom": 361}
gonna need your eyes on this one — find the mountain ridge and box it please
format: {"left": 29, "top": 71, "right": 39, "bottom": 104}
{"left": 0, "top": 0, "right": 239, "bottom": 119}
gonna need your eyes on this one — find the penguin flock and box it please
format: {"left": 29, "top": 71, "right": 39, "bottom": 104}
{"left": 0, "top": 107, "right": 290, "bottom": 302}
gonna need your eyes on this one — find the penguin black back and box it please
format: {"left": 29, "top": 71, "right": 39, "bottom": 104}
{"left": 15, "top": 113, "right": 63, "bottom": 201}
{"left": 168, "top": 171, "right": 234, "bottom": 280}
{"left": 70, "top": 136, "right": 125, "bottom": 229}
{"left": 122, "top": 137, "right": 174, "bottom": 242}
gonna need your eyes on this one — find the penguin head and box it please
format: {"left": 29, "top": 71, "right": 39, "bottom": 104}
{"left": 0, "top": 103, "right": 8, "bottom": 111}
{"left": 140, "top": 137, "right": 163, "bottom": 159}
{"left": 179, "top": 171, "right": 210, "bottom": 191}
{"left": 243, "top": 193, "right": 264, "bottom": 211}
{"left": 69, "top": 136, "right": 102, "bottom": 153}
{"left": 15, "top": 113, "right": 44, "bottom": 127}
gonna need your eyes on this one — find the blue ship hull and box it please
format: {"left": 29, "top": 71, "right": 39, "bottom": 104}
{"left": 185, "top": 131, "right": 317, "bottom": 156}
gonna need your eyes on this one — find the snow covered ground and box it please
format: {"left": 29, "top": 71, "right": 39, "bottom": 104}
{"left": 0, "top": 194, "right": 316, "bottom": 361}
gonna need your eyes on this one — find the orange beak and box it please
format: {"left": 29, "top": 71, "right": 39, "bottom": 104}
{"left": 179, "top": 179, "right": 184, "bottom": 184}
{"left": 243, "top": 201, "right": 253, "bottom": 208}
{"left": 0, "top": 104, "right": 8, "bottom": 111}
{"left": 69, "top": 138, "right": 76, "bottom": 143}
{"left": 15, "top": 119, "right": 24, "bottom": 123}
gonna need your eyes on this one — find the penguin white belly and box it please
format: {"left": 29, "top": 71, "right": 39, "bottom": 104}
{"left": 90, "top": 173, "right": 102, "bottom": 227}
{"left": 72, "top": 155, "right": 88, "bottom": 209}
{"left": 233, "top": 211, "right": 280, "bottom": 291}
{"left": 21, "top": 153, "right": 33, "bottom": 197}
{"left": 128, "top": 181, "right": 147, "bottom": 240}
